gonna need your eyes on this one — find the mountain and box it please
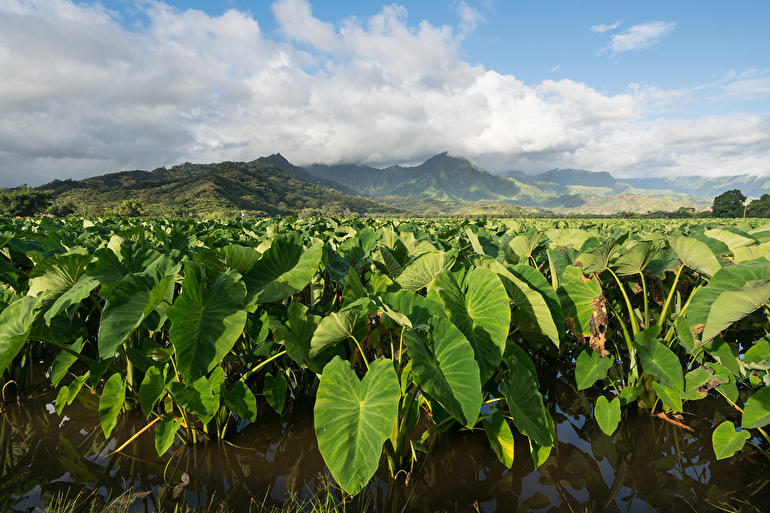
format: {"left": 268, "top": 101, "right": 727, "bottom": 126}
{"left": 620, "top": 175, "right": 770, "bottom": 199}
{"left": 39, "top": 160, "right": 402, "bottom": 217}
{"left": 296, "top": 153, "right": 710, "bottom": 214}
{"left": 256, "top": 154, "right": 360, "bottom": 196}
{"left": 500, "top": 168, "right": 620, "bottom": 189}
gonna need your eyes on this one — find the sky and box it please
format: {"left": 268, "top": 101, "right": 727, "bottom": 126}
{"left": 1, "top": 0, "right": 769, "bottom": 187}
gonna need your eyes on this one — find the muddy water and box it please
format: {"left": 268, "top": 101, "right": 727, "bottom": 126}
{"left": 2, "top": 362, "right": 769, "bottom": 513}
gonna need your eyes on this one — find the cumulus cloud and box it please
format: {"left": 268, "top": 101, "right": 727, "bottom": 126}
{"left": 590, "top": 19, "right": 623, "bottom": 33}
{"left": 452, "top": 0, "right": 485, "bottom": 38}
{"left": 597, "top": 21, "right": 676, "bottom": 56}
{"left": 0, "top": 0, "right": 767, "bottom": 188}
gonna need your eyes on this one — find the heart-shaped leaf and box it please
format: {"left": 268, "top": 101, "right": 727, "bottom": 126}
{"left": 314, "top": 357, "right": 400, "bottom": 496}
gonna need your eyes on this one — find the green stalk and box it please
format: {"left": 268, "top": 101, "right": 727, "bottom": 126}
{"left": 607, "top": 268, "right": 639, "bottom": 335}
{"left": 657, "top": 264, "right": 684, "bottom": 328}
{"left": 239, "top": 349, "right": 287, "bottom": 382}
{"left": 639, "top": 271, "right": 649, "bottom": 330}
{"left": 351, "top": 335, "right": 370, "bottom": 371}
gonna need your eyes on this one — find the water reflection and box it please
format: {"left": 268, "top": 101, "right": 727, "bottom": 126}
{"left": 2, "top": 362, "right": 770, "bottom": 512}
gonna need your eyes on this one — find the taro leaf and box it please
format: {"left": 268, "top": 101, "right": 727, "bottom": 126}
{"left": 195, "top": 245, "right": 261, "bottom": 277}
{"left": 713, "top": 421, "right": 750, "bottom": 460}
{"left": 652, "top": 382, "right": 683, "bottom": 412}
{"left": 742, "top": 386, "right": 770, "bottom": 429}
{"left": 338, "top": 227, "right": 379, "bottom": 270}
{"left": 264, "top": 371, "right": 287, "bottom": 415}
{"left": 575, "top": 348, "right": 613, "bottom": 390}
{"left": 733, "top": 242, "right": 770, "bottom": 263}
{"left": 243, "top": 233, "right": 322, "bottom": 306}
{"left": 323, "top": 244, "right": 351, "bottom": 286}
{"left": 530, "top": 440, "right": 552, "bottom": 468}
{"left": 575, "top": 237, "right": 621, "bottom": 273}
{"left": 309, "top": 306, "right": 366, "bottom": 362}
{"left": 155, "top": 416, "right": 183, "bottom": 456}
{"left": 342, "top": 268, "right": 367, "bottom": 306}
{"left": 0, "top": 295, "right": 41, "bottom": 372}
{"left": 682, "top": 367, "right": 716, "bottom": 401}
{"left": 224, "top": 381, "right": 258, "bottom": 422}
{"left": 472, "top": 256, "right": 563, "bottom": 347}
{"left": 703, "top": 278, "right": 770, "bottom": 344}
{"left": 610, "top": 241, "right": 658, "bottom": 277}
{"left": 314, "top": 357, "right": 400, "bottom": 496}
{"left": 433, "top": 268, "right": 509, "bottom": 382}
{"left": 402, "top": 316, "right": 482, "bottom": 428}
{"left": 504, "top": 342, "right": 539, "bottom": 385}
{"left": 373, "top": 246, "right": 403, "bottom": 278}
{"left": 27, "top": 252, "right": 94, "bottom": 299}
{"left": 169, "top": 377, "right": 217, "bottom": 425}
{"left": 168, "top": 264, "right": 247, "bottom": 383}
{"left": 0, "top": 258, "right": 26, "bottom": 293}
{"left": 50, "top": 337, "right": 83, "bottom": 388}
{"left": 668, "top": 234, "right": 722, "bottom": 278}
{"left": 399, "top": 231, "right": 438, "bottom": 258}
{"left": 703, "top": 337, "right": 740, "bottom": 377}
{"left": 396, "top": 251, "right": 451, "bottom": 292}
{"left": 44, "top": 275, "right": 98, "bottom": 324}
{"left": 687, "top": 258, "right": 770, "bottom": 343}
{"left": 56, "top": 374, "right": 87, "bottom": 415}
{"left": 645, "top": 248, "right": 680, "bottom": 276}
{"left": 546, "top": 248, "right": 573, "bottom": 289}
{"left": 545, "top": 228, "right": 592, "bottom": 251}
{"left": 594, "top": 396, "right": 621, "bottom": 436}
{"left": 483, "top": 411, "right": 515, "bottom": 467}
{"left": 98, "top": 274, "right": 151, "bottom": 359}
{"left": 704, "top": 228, "right": 757, "bottom": 252}
{"left": 502, "top": 355, "right": 554, "bottom": 447}
{"left": 377, "top": 290, "right": 444, "bottom": 329}
{"left": 507, "top": 233, "right": 544, "bottom": 264}
{"left": 99, "top": 373, "right": 126, "bottom": 439}
{"left": 558, "top": 266, "right": 602, "bottom": 337}
{"left": 139, "top": 366, "right": 167, "bottom": 418}
{"left": 466, "top": 228, "right": 504, "bottom": 260}
{"left": 270, "top": 302, "right": 335, "bottom": 373}
{"left": 633, "top": 327, "right": 684, "bottom": 392}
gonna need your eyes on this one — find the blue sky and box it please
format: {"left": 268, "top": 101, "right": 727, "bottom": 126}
{"left": 1, "top": 0, "right": 769, "bottom": 186}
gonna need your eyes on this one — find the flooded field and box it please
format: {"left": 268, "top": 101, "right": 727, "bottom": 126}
{"left": 2, "top": 359, "right": 768, "bottom": 513}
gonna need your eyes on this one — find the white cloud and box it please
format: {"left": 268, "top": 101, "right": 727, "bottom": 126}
{"left": 551, "top": 65, "right": 561, "bottom": 72}
{"left": 0, "top": 0, "right": 767, "bottom": 188}
{"left": 452, "top": 0, "right": 485, "bottom": 38}
{"left": 597, "top": 21, "right": 676, "bottom": 56}
{"left": 591, "top": 19, "right": 623, "bottom": 33}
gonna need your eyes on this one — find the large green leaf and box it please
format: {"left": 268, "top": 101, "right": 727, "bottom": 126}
{"left": 0, "top": 295, "right": 41, "bottom": 372}
{"left": 155, "top": 416, "right": 184, "bottom": 456}
{"left": 196, "top": 245, "right": 262, "bottom": 277}
{"left": 243, "top": 232, "right": 322, "bottom": 306}
{"left": 712, "top": 421, "right": 750, "bottom": 460}
{"left": 169, "top": 377, "right": 217, "bottom": 424}
{"left": 139, "top": 366, "right": 167, "bottom": 418}
{"left": 594, "top": 396, "right": 621, "bottom": 436}
{"left": 99, "top": 373, "right": 126, "bottom": 438}
{"left": 28, "top": 252, "right": 96, "bottom": 322}
{"left": 742, "top": 386, "right": 770, "bottom": 429}
{"left": 502, "top": 355, "right": 553, "bottom": 447}
{"left": 546, "top": 228, "right": 593, "bottom": 251}
{"left": 309, "top": 306, "right": 366, "bottom": 362}
{"left": 396, "top": 251, "right": 452, "bottom": 292}
{"left": 433, "top": 268, "right": 510, "bottom": 382}
{"left": 402, "top": 316, "right": 481, "bottom": 428}
{"left": 687, "top": 258, "right": 770, "bottom": 342}
{"left": 50, "top": 338, "right": 84, "bottom": 388}
{"left": 575, "top": 348, "right": 613, "bottom": 390}
{"left": 314, "top": 357, "right": 400, "bottom": 496}
{"left": 633, "top": 326, "right": 684, "bottom": 392}
{"left": 224, "top": 381, "right": 258, "bottom": 422}
{"left": 483, "top": 411, "right": 515, "bottom": 467}
{"left": 557, "top": 266, "right": 602, "bottom": 337}
{"left": 168, "top": 264, "right": 248, "bottom": 383}
{"left": 507, "top": 233, "right": 544, "bottom": 264}
{"left": 575, "top": 237, "right": 621, "bottom": 273}
{"left": 610, "top": 241, "right": 659, "bottom": 276}
{"left": 472, "top": 256, "right": 563, "bottom": 347}
{"left": 668, "top": 234, "right": 722, "bottom": 278}
{"left": 270, "top": 302, "right": 330, "bottom": 373}
{"left": 98, "top": 274, "right": 151, "bottom": 359}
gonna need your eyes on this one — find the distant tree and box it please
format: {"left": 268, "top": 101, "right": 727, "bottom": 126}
{"left": 712, "top": 189, "right": 746, "bottom": 218}
{"left": 0, "top": 187, "right": 52, "bottom": 216}
{"left": 114, "top": 199, "right": 145, "bottom": 217}
{"left": 747, "top": 194, "right": 770, "bottom": 217}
